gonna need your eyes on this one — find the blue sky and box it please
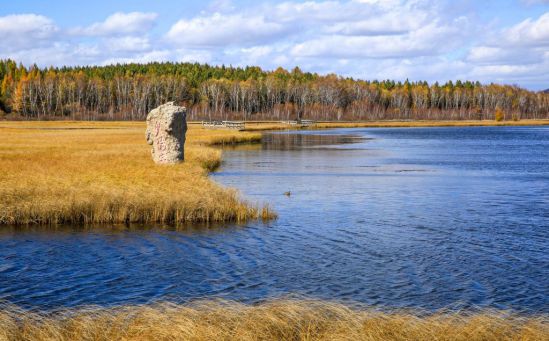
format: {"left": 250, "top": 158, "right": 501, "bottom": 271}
{"left": 1, "top": 0, "right": 548, "bottom": 89}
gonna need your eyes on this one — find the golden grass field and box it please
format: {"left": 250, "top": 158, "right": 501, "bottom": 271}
{"left": 0, "top": 121, "right": 272, "bottom": 225}
{"left": 0, "top": 299, "right": 547, "bottom": 341}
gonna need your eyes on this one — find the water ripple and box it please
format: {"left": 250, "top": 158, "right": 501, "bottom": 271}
{"left": 0, "top": 126, "right": 548, "bottom": 312}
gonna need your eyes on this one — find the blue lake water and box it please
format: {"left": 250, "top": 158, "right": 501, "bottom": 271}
{"left": 1, "top": 126, "right": 548, "bottom": 312}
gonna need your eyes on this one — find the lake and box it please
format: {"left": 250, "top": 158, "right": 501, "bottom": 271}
{"left": 1, "top": 126, "right": 547, "bottom": 312}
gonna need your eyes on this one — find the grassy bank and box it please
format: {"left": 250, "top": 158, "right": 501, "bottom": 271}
{"left": 241, "top": 119, "right": 549, "bottom": 131}
{"left": 0, "top": 299, "right": 546, "bottom": 340}
{"left": 0, "top": 121, "right": 272, "bottom": 225}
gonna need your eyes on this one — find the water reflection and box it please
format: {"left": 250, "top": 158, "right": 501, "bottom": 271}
{"left": 0, "top": 221, "right": 246, "bottom": 237}
{"left": 261, "top": 131, "right": 367, "bottom": 150}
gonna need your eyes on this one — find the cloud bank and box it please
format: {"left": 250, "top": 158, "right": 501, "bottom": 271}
{"left": 0, "top": 0, "right": 547, "bottom": 89}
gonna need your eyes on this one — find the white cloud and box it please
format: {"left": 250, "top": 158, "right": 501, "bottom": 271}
{"left": 175, "top": 49, "right": 214, "bottom": 63}
{"left": 272, "top": 0, "right": 420, "bottom": 25}
{"left": 242, "top": 46, "right": 273, "bottom": 58}
{"left": 166, "top": 13, "right": 288, "bottom": 47}
{"left": 467, "top": 46, "right": 544, "bottom": 65}
{"left": 464, "top": 11, "right": 549, "bottom": 87}
{"left": 101, "top": 50, "right": 172, "bottom": 65}
{"left": 0, "top": 14, "right": 58, "bottom": 52}
{"left": 504, "top": 12, "right": 549, "bottom": 46}
{"left": 104, "top": 36, "right": 152, "bottom": 52}
{"left": 224, "top": 46, "right": 275, "bottom": 66}
{"left": 2, "top": 43, "right": 102, "bottom": 67}
{"left": 165, "top": 0, "right": 469, "bottom": 62}
{"left": 325, "top": 16, "right": 421, "bottom": 36}
{"left": 469, "top": 62, "right": 549, "bottom": 87}
{"left": 0, "top": 2, "right": 547, "bottom": 89}
{"left": 72, "top": 12, "right": 158, "bottom": 36}
{"left": 271, "top": 1, "right": 360, "bottom": 23}
{"left": 291, "top": 18, "right": 468, "bottom": 59}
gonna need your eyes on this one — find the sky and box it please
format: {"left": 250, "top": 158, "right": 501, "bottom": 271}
{"left": 0, "top": 0, "right": 548, "bottom": 90}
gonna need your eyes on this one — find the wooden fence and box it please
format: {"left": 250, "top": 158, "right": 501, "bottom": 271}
{"left": 281, "top": 120, "right": 317, "bottom": 127}
{"left": 202, "top": 121, "right": 245, "bottom": 130}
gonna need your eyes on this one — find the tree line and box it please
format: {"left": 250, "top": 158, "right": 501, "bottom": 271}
{"left": 1, "top": 59, "right": 547, "bottom": 121}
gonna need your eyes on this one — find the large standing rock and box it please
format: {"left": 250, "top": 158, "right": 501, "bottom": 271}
{"left": 145, "top": 102, "right": 187, "bottom": 164}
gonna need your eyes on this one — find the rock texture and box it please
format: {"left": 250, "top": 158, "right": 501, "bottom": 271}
{"left": 146, "top": 102, "right": 187, "bottom": 164}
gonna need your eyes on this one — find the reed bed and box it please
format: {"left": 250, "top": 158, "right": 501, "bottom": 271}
{"left": 0, "top": 299, "right": 546, "bottom": 341}
{"left": 0, "top": 122, "right": 273, "bottom": 225}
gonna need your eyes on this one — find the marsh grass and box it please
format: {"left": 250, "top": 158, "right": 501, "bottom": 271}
{"left": 0, "top": 299, "right": 546, "bottom": 341}
{"left": 0, "top": 122, "right": 273, "bottom": 225}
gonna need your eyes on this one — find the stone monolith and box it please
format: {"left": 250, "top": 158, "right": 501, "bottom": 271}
{"left": 145, "top": 102, "right": 187, "bottom": 164}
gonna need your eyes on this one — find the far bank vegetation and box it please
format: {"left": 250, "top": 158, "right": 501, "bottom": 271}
{"left": 1, "top": 60, "right": 548, "bottom": 122}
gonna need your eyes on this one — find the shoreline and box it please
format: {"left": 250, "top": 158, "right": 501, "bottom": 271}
{"left": 240, "top": 119, "right": 549, "bottom": 131}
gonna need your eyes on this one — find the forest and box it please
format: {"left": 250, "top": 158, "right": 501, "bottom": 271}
{"left": 1, "top": 59, "right": 547, "bottom": 121}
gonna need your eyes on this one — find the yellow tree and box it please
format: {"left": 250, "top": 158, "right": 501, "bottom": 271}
{"left": 494, "top": 107, "right": 504, "bottom": 121}
{"left": 12, "top": 75, "right": 27, "bottom": 114}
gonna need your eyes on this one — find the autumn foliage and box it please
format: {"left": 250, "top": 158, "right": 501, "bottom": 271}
{"left": 494, "top": 108, "right": 505, "bottom": 121}
{"left": 1, "top": 59, "right": 548, "bottom": 122}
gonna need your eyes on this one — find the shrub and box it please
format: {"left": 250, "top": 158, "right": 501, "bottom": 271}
{"left": 494, "top": 108, "right": 504, "bottom": 121}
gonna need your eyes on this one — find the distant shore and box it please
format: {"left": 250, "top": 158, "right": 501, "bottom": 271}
{"left": 239, "top": 119, "right": 549, "bottom": 131}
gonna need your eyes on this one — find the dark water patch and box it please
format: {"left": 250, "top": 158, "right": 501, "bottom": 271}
{"left": 260, "top": 131, "right": 368, "bottom": 150}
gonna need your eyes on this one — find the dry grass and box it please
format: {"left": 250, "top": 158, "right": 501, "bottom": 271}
{"left": 0, "top": 299, "right": 546, "bottom": 341}
{"left": 240, "top": 119, "right": 549, "bottom": 131}
{"left": 0, "top": 121, "right": 273, "bottom": 225}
